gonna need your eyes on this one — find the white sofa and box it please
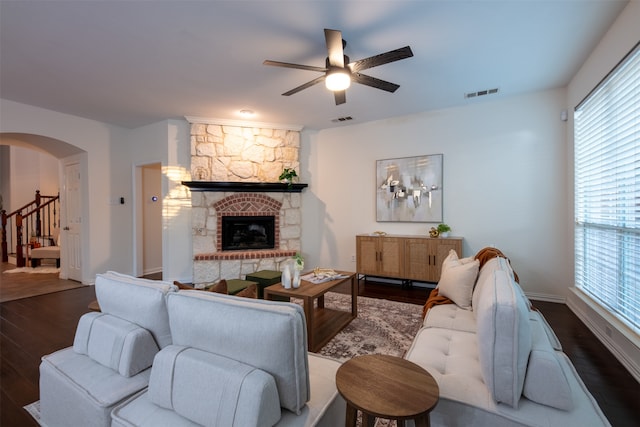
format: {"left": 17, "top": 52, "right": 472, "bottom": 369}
{"left": 40, "top": 272, "right": 345, "bottom": 427}
{"left": 405, "top": 251, "right": 610, "bottom": 427}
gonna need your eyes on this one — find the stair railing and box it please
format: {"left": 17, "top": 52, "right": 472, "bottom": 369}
{"left": 1, "top": 190, "right": 59, "bottom": 267}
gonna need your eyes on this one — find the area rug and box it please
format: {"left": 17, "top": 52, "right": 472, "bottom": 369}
{"left": 24, "top": 294, "right": 423, "bottom": 427}
{"left": 310, "top": 292, "right": 423, "bottom": 362}
{"left": 3, "top": 266, "right": 60, "bottom": 274}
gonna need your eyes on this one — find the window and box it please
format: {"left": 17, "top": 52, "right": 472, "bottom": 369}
{"left": 574, "top": 42, "right": 640, "bottom": 333}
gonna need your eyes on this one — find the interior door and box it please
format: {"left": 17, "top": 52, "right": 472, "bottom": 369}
{"left": 64, "top": 162, "right": 82, "bottom": 281}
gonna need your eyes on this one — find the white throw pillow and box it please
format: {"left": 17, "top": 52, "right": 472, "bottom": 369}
{"left": 440, "top": 249, "right": 474, "bottom": 272}
{"left": 437, "top": 259, "right": 480, "bottom": 310}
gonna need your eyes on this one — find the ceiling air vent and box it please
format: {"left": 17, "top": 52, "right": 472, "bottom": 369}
{"left": 331, "top": 116, "right": 353, "bottom": 123}
{"left": 464, "top": 87, "right": 499, "bottom": 99}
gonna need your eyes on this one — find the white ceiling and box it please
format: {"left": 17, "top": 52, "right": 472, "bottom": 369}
{"left": 0, "top": 0, "right": 629, "bottom": 131}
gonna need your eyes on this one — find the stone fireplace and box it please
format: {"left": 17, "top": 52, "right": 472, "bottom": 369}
{"left": 186, "top": 120, "right": 303, "bottom": 286}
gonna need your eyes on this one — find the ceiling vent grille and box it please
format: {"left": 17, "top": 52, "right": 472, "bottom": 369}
{"left": 331, "top": 116, "right": 353, "bottom": 123}
{"left": 464, "top": 87, "right": 499, "bottom": 99}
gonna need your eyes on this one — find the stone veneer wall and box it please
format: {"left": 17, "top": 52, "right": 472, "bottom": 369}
{"left": 189, "top": 122, "right": 301, "bottom": 286}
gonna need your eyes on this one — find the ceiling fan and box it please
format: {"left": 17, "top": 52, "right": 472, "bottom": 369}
{"left": 263, "top": 29, "right": 413, "bottom": 105}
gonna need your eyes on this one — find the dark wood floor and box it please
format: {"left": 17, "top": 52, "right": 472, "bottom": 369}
{"left": 1, "top": 273, "right": 638, "bottom": 426}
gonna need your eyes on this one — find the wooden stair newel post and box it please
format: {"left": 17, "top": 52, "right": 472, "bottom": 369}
{"left": 16, "top": 212, "right": 25, "bottom": 267}
{"left": 35, "top": 190, "right": 42, "bottom": 237}
{"left": 1, "top": 210, "right": 7, "bottom": 262}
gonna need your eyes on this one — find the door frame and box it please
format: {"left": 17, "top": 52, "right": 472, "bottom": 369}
{"left": 133, "top": 161, "right": 163, "bottom": 277}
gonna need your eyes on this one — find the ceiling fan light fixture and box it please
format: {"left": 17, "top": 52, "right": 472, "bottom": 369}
{"left": 325, "top": 69, "right": 351, "bottom": 91}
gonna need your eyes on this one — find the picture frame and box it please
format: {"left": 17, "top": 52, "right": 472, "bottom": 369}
{"left": 376, "top": 154, "right": 443, "bottom": 222}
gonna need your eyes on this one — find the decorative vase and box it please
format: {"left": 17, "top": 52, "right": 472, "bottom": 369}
{"left": 281, "top": 263, "right": 292, "bottom": 289}
{"left": 292, "top": 267, "right": 301, "bottom": 288}
{"left": 440, "top": 231, "right": 449, "bottom": 238}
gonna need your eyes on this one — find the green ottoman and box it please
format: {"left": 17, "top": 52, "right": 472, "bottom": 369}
{"left": 226, "top": 279, "right": 258, "bottom": 295}
{"left": 245, "top": 270, "right": 288, "bottom": 301}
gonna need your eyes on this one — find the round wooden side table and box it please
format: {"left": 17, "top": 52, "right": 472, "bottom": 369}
{"left": 336, "top": 354, "right": 439, "bottom": 427}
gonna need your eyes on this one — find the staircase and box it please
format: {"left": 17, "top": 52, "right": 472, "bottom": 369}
{"left": 1, "top": 190, "right": 60, "bottom": 267}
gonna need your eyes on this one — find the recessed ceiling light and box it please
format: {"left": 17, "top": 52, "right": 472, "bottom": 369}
{"left": 239, "top": 109, "right": 255, "bottom": 117}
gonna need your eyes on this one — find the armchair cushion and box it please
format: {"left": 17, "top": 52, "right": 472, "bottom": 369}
{"left": 73, "top": 312, "right": 159, "bottom": 377}
{"left": 95, "top": 271, "right": 177, "bottom": 348}
{"left": 149, "top": 345, "right": 281, "bottom": 426}
{"left": 167, "top": 291, "right": 310, "bottom": 414}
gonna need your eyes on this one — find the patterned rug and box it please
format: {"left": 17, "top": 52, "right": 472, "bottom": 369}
{"left": 311, "top": 292, "right": 423, "bottom": 362}
{"left": 312, "top": 293, "right": 424, "bottom": 427}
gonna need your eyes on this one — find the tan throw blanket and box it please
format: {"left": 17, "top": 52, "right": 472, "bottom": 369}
{"left": 421, "top": 247, "right": 519, "bottom": 319}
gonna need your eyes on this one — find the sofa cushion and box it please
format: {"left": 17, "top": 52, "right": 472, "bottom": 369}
{"left": 73, "top": 312, "right": 159, "bottom": 377}
{"left": 437, "top": 254, "right": 479, "bottom": 310}
{"left": 40, "top": 347, "right": 152, "bottom": 409}
{"left": 423, "top": 303, "right": 476, "bottom": 332}
{"left": 523, "top": 317, "right": 573, "bottom": 410}
{"left": 405, "top": 327, "right": 493, "bottom": 407}
{"left": 530, "top": 309, "right": 562, "bottom": 351}
{"left": 476, "top": 269, "right": 531, "bottom": 408}
{"left": 472, "top": 256, "right": 509, "bottom": 312}
{"left": 166, "top": 291, "right": 310, "bottom": 414}
{"left": 96, "top": 271, "right": 177, "bottom": 348}
{"left": 149, "top": 345, "right": 281, "bottom": 426}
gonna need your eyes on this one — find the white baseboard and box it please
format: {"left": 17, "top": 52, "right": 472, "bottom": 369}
{"left": 143, "top": 267, "right": 163, "bottom": 276}
{"left": 566, "top": 288, "right": 640, "bottom": 383}
{"left": 525, "top": 292, "right": 565, "bottom": 304}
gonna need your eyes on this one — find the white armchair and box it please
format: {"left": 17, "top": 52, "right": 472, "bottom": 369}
{"left": 39, "top": 272, "right": 177, "bottom": 427}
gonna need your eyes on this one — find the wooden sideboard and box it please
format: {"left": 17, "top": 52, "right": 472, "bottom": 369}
{"left": 356, "top": 234, "right": 463, "bottom": 284}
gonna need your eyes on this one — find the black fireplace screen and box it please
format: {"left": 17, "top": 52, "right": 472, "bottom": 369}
{"left": 221, "top": 216, "right": 275, "bottom": 251}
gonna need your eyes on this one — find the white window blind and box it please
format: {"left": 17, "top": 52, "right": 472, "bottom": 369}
{"left": 574, "top": 42, "right": 640, "bottom": 333}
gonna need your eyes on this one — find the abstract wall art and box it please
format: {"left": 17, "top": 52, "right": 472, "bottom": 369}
{"left": 376, "top": 154, "right": 443, "bottom": 222}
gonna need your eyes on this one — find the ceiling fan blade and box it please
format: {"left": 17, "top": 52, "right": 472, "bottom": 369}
{"left": 334, "top": 90, "right": 346, "bottom": 105}
{"left": 349, "top": 46, "right": 413, "bottom": 73}
{"left": 324, "top": 29, "right": 345, "bottom": 67}
{"left": 263, "top": 60, "right": 326, "bottom": 73}
{"left": 282, "top": 75, "right": 326, "bottom": 96}
{"left": 352, "top": 73, "right": 400, "bottom": 93}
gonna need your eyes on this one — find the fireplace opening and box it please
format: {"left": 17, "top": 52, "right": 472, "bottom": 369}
{"left": 221, "top": 216, "right": 276, "bottom": 251}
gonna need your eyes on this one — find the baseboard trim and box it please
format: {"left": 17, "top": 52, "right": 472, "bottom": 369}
{"left": 526, "top": 292, "right": 565, "bottom": 304}
{"left": 566, "top": 289, "right": 640, "bottom": 383}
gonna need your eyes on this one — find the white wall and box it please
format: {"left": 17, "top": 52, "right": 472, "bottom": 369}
{"left": 302, "top": 88, "right": 570, "bottom": 301}
{"left": 565, "top": 0, "right": 640, "bottom": 381}
{"left": 0, "top": 99, "right": 127, "bottom": 283}
{"left": 127, "top": 119, "right": 192, "bottom": 282}
{"left": 4, "top": 145, "right": 58, "bottom": 210}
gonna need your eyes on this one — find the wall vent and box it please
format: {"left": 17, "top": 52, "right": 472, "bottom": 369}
{"left": 331, "top": 116, "right": 353, "bottom": 123}
{"left": 464, "top": 87, "right": 499, "bottom": 99}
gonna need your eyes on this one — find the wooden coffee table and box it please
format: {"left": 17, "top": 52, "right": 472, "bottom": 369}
{"left": 263, "top": 271, "right": 357, "bottom": 352}
{"left": 336, "top": 354, "right": 439, "bottom": 427}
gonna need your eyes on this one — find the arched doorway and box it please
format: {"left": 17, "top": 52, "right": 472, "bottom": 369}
{"left": 1, "top": 133, "right": 86, "bottom": 282}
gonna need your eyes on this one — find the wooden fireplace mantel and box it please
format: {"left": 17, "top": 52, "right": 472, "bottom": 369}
{"left": 182, "top": 181, "right": 308, "bottom": 193}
